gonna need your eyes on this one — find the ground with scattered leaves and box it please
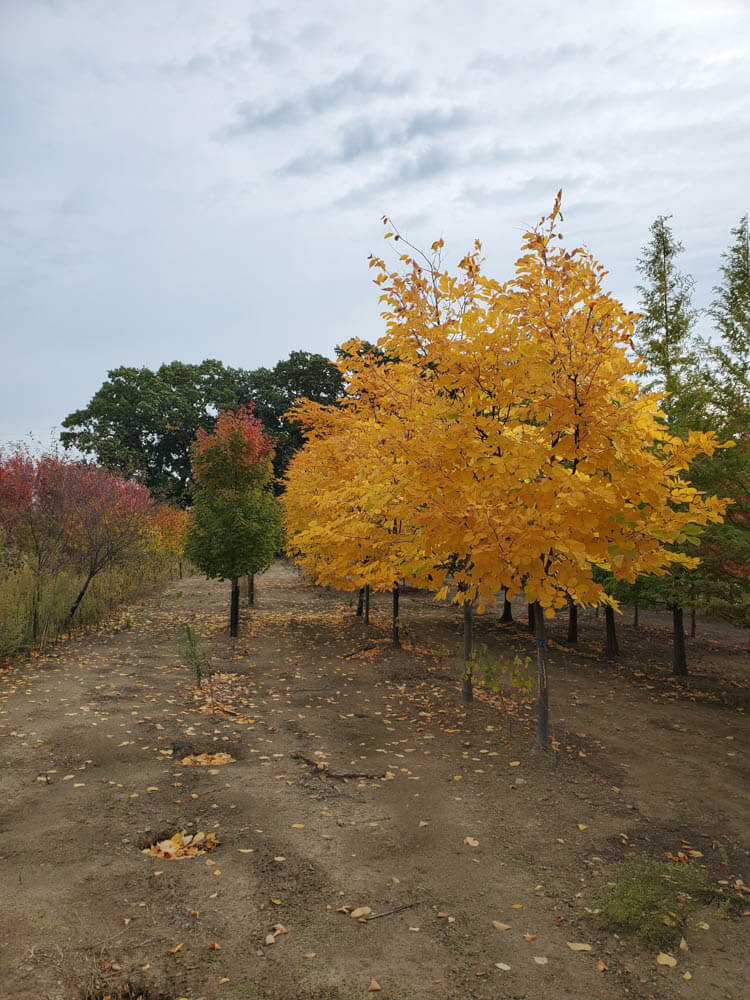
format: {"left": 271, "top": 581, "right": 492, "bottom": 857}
{"left": 0, "top": 562, "right": 747, "bottom": 1000}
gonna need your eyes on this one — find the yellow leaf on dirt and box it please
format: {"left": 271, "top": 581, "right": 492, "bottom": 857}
{"left": 208, "top": 941, "right": 221, "bottom": 950}
{"left": 679, "top": 937, "right": 689, "bottom": 952}
{"left": 509, "top": 761, "right": 521, "bottom": 767}
{"left": 304, "top": 952, "right": 317, "bottom": 959}
{"left": 350, "top": 906, "right": 372, "bottom": 919}
{"left": 264, "top": 933, "right": 276, "bottom": 945}
{"left": 656, "top": 952, "right": 677, "bottom": 967}
{"left": 237, "top": 848, "right": 254, "bottom": 854}
{"left": 533, "top": 956, "right": 548, "bottom": 965}
{"left": 464, "top": 837, "right": 479, "bottom": 847}
{"left": 218, "top": 978, "right": 230, "bottom": 985}
{"left": 567, "top": 942, "right": 592, "bottom": 952}
{"left": 577, "top": 824, "right": 588, "bottom": 831}
{"left": 511, "top": 903, "right": 523, "bottom": 909}
{"left": 168, "top": 942, "right": 184, "bottom": 954}
{"left": 495, "top": 962, "right": 511, "bottom": 971}
{"left": 492, "top": 921, "right": 510, "bottom": 931}
{"left": 291, "top": 823, "right": 305, "bottom": 829}
{"left": 683, "top": 971, "right": 692, "bottom": 980}
{"left": 523, "top": 933, "right": 537, "bottom": 942}
{"left": 597, "top": 960, "right": 608, "bottom": 972}
{"left": 368, "top": 981, "right": 381, "bottom": 992}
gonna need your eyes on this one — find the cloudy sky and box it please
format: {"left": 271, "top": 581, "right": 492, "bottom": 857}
{"left": 1, "top": 0, "right": 748, "bottom": 447}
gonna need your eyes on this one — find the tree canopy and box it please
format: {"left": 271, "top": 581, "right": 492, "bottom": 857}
{"left": 61, "top": 353, "right": 344, "bottom": 504}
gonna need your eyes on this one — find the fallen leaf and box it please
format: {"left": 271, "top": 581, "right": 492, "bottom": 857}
{"left": 419, "top": 820, "right": 429, "bottom": 828}
{"left": 368, "top": 981, "right": 381, "bottom": 992}
{"left": 683, "top": 971, "right": 692, "bottom": 981}
{"left": 656, "top": 952, "right": 677, "bottom": 967}
{"left": 304, "top": 952, "right": 316, "bottom": 959}
{"left": 495, "top": 962, "right": 511, "bottom": 971}
{"left": 208, "top": 941, "right": 221, "bottom": 951}
{"left": 350, "top": 906, "right": 372, "bottom": 919}
{"left": 181, "top": 752, "right": 235, "bottom": 766}
{"left": 168, "top": 942, "right": 184, "bottom": 954}
{"left": 237, "top": 848, "right": 254, "bottom": 854}
{"left": 464, "top": 837, "right": 479, "bottom": 847}
{"left": 291, "top": 823, "right": 305, "bottom": 829}
{"left": 533, "top": 956, "right": 548, "bottom": 965}
{"left": 511, "top": 903, "right": 523, "bottom": 909}
{"left": 509, "top": 761, "right": 520, "bottom": 767}
{"left": 272, "top": 924, "right": 288, "bottom": 936}
{"left": 271, "top": 898, "right": 282, "bottom": 905}
{"left": 492, "top": 921, "right": 510, "bottom": 931}
{"left": 679, "top": 937, "right": 689, "bottom": 952}
{"left": 264, "top": 933, "right": 276, "bottom": 945}
{"left": 218, "top": 978, "right": 230, "bottom": 986}
{"left": 567, "top": 942, "right": 592, "bottom": 952}
{"left": 577, "top": 823, "right": 588, "bottom": 831}
{"left": 523, "top": 933, "right": 537, "bottom": 942}
{"left": 597, "top": 960, "right": 608, "bottom": 972}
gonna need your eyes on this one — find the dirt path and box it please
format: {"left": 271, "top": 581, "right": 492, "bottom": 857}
{"left": 0, "top": 564, "right": 747, "bottom": 1000}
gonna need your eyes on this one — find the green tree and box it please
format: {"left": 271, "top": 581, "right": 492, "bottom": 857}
{"left": 185, "top": 408, "right": 282, "bottom": 637}
{"left": 707, "top": 214, "right": 750, "bottom": 421}
{"left": 61, "top": 360, "right": 252, "bottom": 505}
{"left": 635, "top": 216, "right": 705, "bottom": 433}
{"left": 61, "top": 353, "right": 343, "bottom": 504}
{"left": 245, "top": 351, "right": 345, "bottom": 484}
{"left": 690, "top": 215, "right": 750, "bottom": 638}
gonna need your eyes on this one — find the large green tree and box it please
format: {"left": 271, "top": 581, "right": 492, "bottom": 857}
{"left": 61, "top": 353, "right": 344, "bottom": 504}
{"left": 244, "top": 351, "right": 345, "bottom": 483}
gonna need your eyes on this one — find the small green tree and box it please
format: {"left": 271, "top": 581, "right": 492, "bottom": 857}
{"left": 185, "top": 408, "right": 282, "bottom": 636}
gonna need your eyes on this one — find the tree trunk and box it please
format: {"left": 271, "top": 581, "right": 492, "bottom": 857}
{"left": 462, "top": 599, "right": 474, "bottom": 703}
{"left": 392, "top": 583, "right": 400, "bottom": 648}
{"left": 364, "top": 584, "right": 370, "bottom": 626}
{"left": 672, "top": 605, "right": 688, "bottom": 676}
{"left": 633, "top": 599, "right": 639, "bottom": 628}
{"left": 356, "top": 587, "right": 364, "bottom": 617}
{"left": 32, "top": 583, "right": 41, "bottom": 642}
{"left": 528, "top": 602, "right": 535, "bottom": 633}
{"left": 500, "top": 590, "right": 513, "bottom": 623}
{"left": 247, "top": 573, "right": 255, "bottom": 607}
{"left": 532, "top": 602, "right": 549, "bottom": 752}
{"left": 690, "top": 605, "right": 696, "bottom": 639}
{"left": 69, "top": 572, "right": 95, "bottom": 623}
{"left": 230, "top": 576, "right": 240, "bottom": 637}
{"left": 567, "top": 601, "right": 578, "bottom": 644}
{"left": 178, "top": 558, "right": 183, "bottom": 580}
{"left": 604, "top": 605, "right": 619, "bottom": 658}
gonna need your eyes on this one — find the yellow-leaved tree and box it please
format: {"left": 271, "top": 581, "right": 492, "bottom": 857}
{"left": 284, "top": 195, "right": 728, "bottom": 749}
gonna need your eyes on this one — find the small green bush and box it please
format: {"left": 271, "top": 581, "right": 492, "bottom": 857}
{"left": 592, "top": 854, "right": 718, "bottom": 949}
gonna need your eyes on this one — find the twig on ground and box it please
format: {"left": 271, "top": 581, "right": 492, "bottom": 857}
{"left": 363, "top": 901, "right": 421, "bottom": 921}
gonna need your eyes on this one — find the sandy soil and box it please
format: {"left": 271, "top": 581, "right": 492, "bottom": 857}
{"left": 0, "top": 562, "right": 747, "bottom": 1000}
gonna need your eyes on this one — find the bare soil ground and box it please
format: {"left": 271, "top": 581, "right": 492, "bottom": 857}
{"left": 1, "top": 562, "right": 748, "bottom": 1000}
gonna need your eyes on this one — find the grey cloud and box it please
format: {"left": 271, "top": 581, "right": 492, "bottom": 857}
{"left": 278, "top": 107, "right": 472, "bottom": 177}
{"left": 335, "top": 144, "right": 462, "bottom": 207}
{"left": 470, "top": 41, "right": 595, "bottom": 75}
{"left": 220, "top": 66, "right": 411, "bottom": 137}
{"left": 335, "top": 140, "right": 563, "bottom": 207}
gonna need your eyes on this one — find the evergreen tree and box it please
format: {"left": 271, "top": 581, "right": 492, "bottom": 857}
{"left": 635, "top": 216, "right": 705, "bottom": 433}
{"left": 707, "top": 214, "right": 750, "bottom": 427}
